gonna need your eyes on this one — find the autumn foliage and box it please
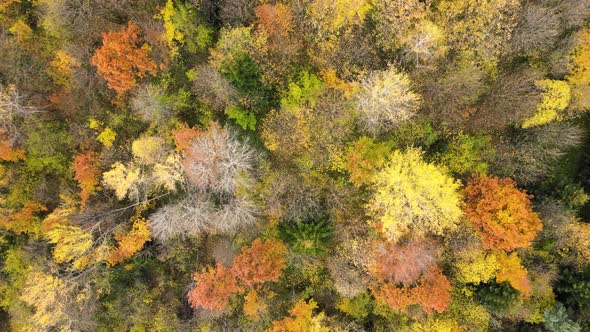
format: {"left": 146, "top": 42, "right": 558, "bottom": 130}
{"left": 91, "top": 21, "right": 157, "bottom": 96}
{"left": 106, "top": 218, "right": 151, "bottom": 266}
{"left": 72, "top": 151, "right": 100, "bottom": 204}
{"left": 268, "top": 299, "right": 329, "bottom": 332}
{"left": 372, "top": 266, "right": 452, "bottom": 315}
{"left": 370, "top": 238, "right": 438, "bottom": 286}
{"left": 231, "top": 238, "right": 287, "bottom": 288}
{"left": 464, "top": 175, "right": 542, "bottom": 251}
{"left": 0, "top": 129, "right": 24, "bottom": 162}
{"left": 188, "top": 263, "right": 243, "bottom": 311}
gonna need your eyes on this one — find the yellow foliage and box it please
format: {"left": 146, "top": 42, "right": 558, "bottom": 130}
{"left": 45, "top": 224, "right": 93, "bottom": 269}
{"left": 153, "top": 153, "right": 183, "bottom": 191}
{"left": 567, "top": 28, "right": 590, "bottom": 110}
{"left": 367, "top": 148, "right": 462, "bottom": 242}
{"left": 20, "top": 272, "right": 70, "bottom": 330}
{"left": 102, "top": 162, "right": 140, "bottom": 200}
{"left": 9, "top": 19, "right": 32, "bottom": 43}
{"left": 47, "top": 50, "right": 78, "bottom": 89}
{"left": 243, "top": 290, "right": 268, "bottom": 320}
{"left": 495, "top": 251, "right": 531, "bottom": 297}
{"left": 409, "top": 318, "right": 463, "bottom": 332}
{"left": 320, "top": 68, "right": 356, "bottom": 99}
{"left": 268, "top": 299, "right": 329, "bottom": 332}
{"left": 454, "top": 248, "right": 499, "bottom": 284}
{"left": 522, "top": 80, "right": 571, "bottom": 128}
{"left": 97, "top": 127, "right": 116, "bottom": 148}
{"left": 160, "top": 0, "right": 183, "bottom": 57}
{"left": 132, "top": 136, "right": 166, "bottom": 165}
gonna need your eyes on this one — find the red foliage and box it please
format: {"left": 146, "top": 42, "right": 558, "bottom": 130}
{"left": 464, "top": 175, "right": 542, "bottom": 251}
{"left": 188, "top": 263, "right": 243, "bottom": 311}
{"left": 91, "top": 21, "right": 157, "bottom": 96}
{"left": 370, "top": 238, "right": 438, "bottom": 286}
{"left": 231, "top": 238, "right": 287, "bottom": 288}
{"left": 72, "top": 151, "right": 100, "bottom": 205}
{"left": 372, "top": 266, "right": 452, "bottom": 315}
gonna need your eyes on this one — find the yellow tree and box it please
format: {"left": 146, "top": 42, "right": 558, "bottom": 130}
{"left": 567, "top": 28, "right": 590, "bottom": 110}
{"left": 268, "top": 299, "right": 329, "bottom": 332}
{"left": 367, "top": 148, "right": 462, "bottom": 242}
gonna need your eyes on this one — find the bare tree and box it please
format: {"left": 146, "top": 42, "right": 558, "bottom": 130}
{"left": 182, "top": 123, "right": 259, "bottom": 195}
{"left": 191, "top": 65, "right": 238, "bottom": 112}
{"left": 511, "top": 3, "right": 561, "bottom": 55}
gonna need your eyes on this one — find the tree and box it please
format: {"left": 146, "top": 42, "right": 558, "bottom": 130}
{"left": 268, "top": 299, "right": 329, "bottom": 332}
{"left": 344, "top": 137, "right": 391, "bottom": 187}
{"left": 20, "top": 272, "right": 72, "bottom": 331}
{"left": 522, "top": 80, "right": 571, "bottom": 128}
{"left": 567, "top": 28, "right": 590, "bottom": 111}
{"left": 158, "top": 0, "right": 213, "bottom": 57}
{"left": 435, "top": 0, "right": 521, "bottom": 64}
{"left": 102, "top": 162, "right": 141, "bottom": 200}
{"left": 495, "top": 250, "right": 531, "bottom": 297}
{"left": 280, "top": 219, "right": 332, "bottom": 257}
{"left": 369, "top": 238, "right": 438, "bottom": 286}
{"left": 106, "top": 217, "right": 151, "bottom": 266}
{"left": 464, "top": 176, "right": 542, "bottom": 251}
{"left": 252, "top": 3, "right": 302, "bottom": 86}
{"left": 91, "top": 21, "right": 157, "bottom": 96}
{"left": 544, "top": 302, "right": 581, "bottom": 332}
{"left": 182, "top": 122, "right": 258, "bottom": 195}
{"left": 188, "top": 263, "right": 243, "bottom": 311}
{"left": 493, "top": 122, "right": 584, "bottom": 184}
{"left": 367, "top": 148, "right": 462, "bottom": 242}
{"left": 436, "top": 133, "right": 494, "bottom": 176}
{"left": 72, "top": 151, "right": 100, "bottom": 205}
{"left": 355, "top": 67, "right": 421, "bottom": 135}
{"left": 371, "top": 266, "right": 452, "bottom": 315}
{"left": 45, "top": 224, "right": 93, "bottom": 269}
{"left": 231, "top": 238, "right": 287, "bottom": 288}
{"left": 454, "top": 248, "right": 499, "bottom": 284}
{"left": 510, "top": 3, "right": 560, "bottom": 55}
{"left": 129, "top": 84, "right": 174, "bottom": 123}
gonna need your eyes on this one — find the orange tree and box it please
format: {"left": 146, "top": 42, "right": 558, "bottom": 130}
{"left": 231, "top": 238, "right": 287, "bottom": 288}
{"left": 91, "top": 21, "right": 157, "bottom": 97}
{"left": 188, "top": 263, "right": 243, "bottom": 311}
{"left": 464, "top": 175, "right": 542, "bottom": 251}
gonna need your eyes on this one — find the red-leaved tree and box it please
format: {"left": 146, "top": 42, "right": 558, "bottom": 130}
{"left": 72, "top": 151, "right": 100, "bottom": 205}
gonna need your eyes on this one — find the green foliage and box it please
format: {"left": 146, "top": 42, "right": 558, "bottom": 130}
{"left": 544, "top": 302, "right": 581, "bottom": 332}
{"left": 475, "top": 281, "right": 520, "bottom": 311}
{"left": 387, "top": 116, "right": 439, "bottom": 150}
{"left": 280, "top": 70, "right": 323, "bottom": 109}
{"left": 160, "top": 0, "right": 213, "bottom": 56}
{"left": 557, "top": 267, "right": 590, "bottom": 313}
{"left": 220, "top": 53, "right": 262, "bottom": 97}
{"left": 337, "top": 293, "right": 372, "bottom": 320}
{"left": 225, "top": 105, "right": 256, "bottom": 131}
{"left": 281, "top": 219, "right": 332, "bottom": 257}
{"left": 24, "top": 122, "right": 73, "bottom": 177}
{"left": 437, "top": 133, "right": 494, "bottom": 176}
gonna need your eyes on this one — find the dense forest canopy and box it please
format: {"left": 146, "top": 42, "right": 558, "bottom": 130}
{"left": 0, "top": 0, "right": 590, "bottom": 331}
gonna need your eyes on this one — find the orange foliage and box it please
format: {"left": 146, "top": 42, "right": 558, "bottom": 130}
{"left": 495, "top": 250, "right": 531, "bottom": 297}
{"left": 0, "top": 202, "right": 46, "bottom": 235}
{"left": 91, "top": 21, "right": 157, "bottom": 96}
{"left": 372, "top": 266, "right": 452, "bottom": 315}
{"left": 106, "top": 217, "right": 151, "bottom": 266}
{"left": 370, "top": 238, "right": 438, "bottom": 286}
{"left": 464, "top": 175, "right": 542, "bottom": 251}
{"left": 172, "top": 123, "right": 199, "bottom": 153}
{"left": 231, "top": 238, "right": 287, "bottom": 288}
{"left": 0, "top": 129, "right": 24, "bottom": 162}
{"left": 188, "top": 263, "right": 243, "bottom": 311}
{"left": 254, "top": 3, "right": 302, "bottom": 85}
{"left": 72, "top": 151, "right": 100, "bottom": 205}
